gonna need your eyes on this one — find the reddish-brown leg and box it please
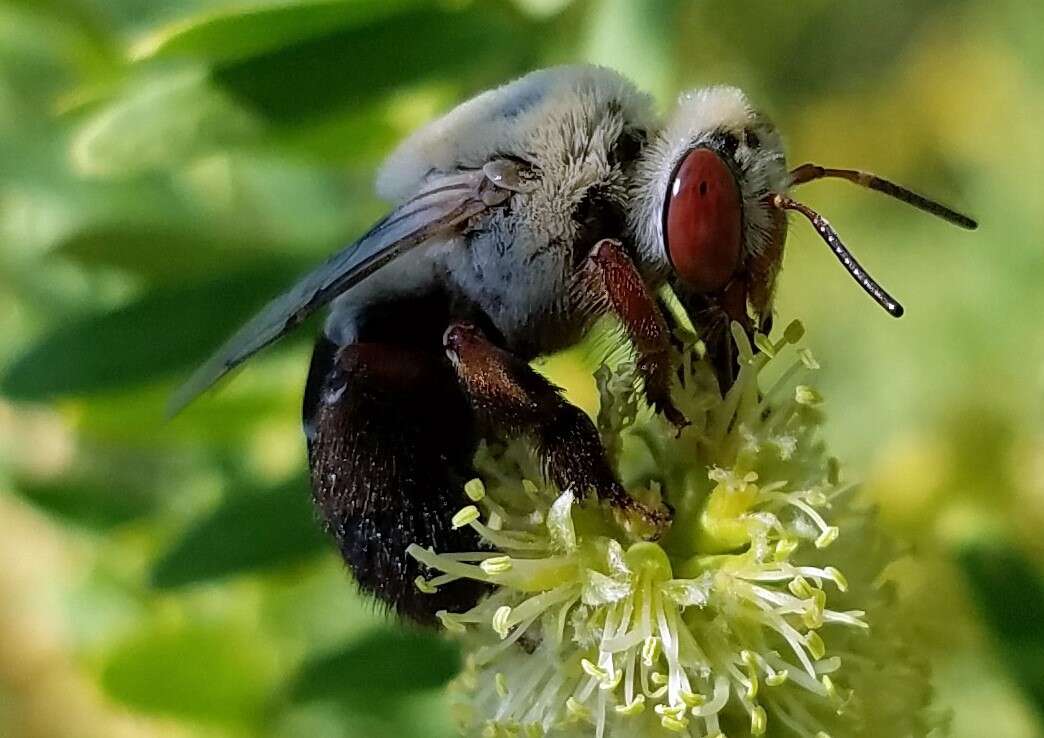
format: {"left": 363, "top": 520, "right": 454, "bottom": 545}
{"left": 443, "top": 322, "right": 669, "bottom": 535}
{"left": 580, "top": 238, "right": 688, "bottom": 429}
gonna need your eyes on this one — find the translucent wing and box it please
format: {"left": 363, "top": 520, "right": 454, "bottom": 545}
{"left": 168, "top": 167, "right": 510, "bottom": 416}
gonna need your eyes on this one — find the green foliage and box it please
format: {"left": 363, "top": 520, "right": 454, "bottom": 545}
{"left": 290, "top": 629, "right": 461, "bottom": 708}
{"left": 151, "top": 476, "right": 328, "bottom": 589}
{"left": 210, "top": 4, "right": 537, "bottom": 123}
{"left": 100, "top": 620, "right": 279, "bottom": 723}
{"left": 0, "top": 1, "right": 1040, "bottom": 737}
{"left": 14, "top": 474, "right": 162, "bottom": 529}
{"left": 3, "top": 264, "right": 299, "bottom": 399}
{"left": 133, "top": 0, "right": 421, "bottom": 64}
{"left": 959, "top": 543, "right": 1044, "bottom": 718}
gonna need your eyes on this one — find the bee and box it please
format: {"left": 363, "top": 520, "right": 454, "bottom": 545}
{"left": 170, "top": 66, "right": 975, "bottom": 623}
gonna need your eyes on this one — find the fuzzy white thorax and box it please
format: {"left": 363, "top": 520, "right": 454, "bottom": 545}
{"left": 376, "top": 65, "right": 656, "bottom": 204}
{"left": 332, "top": 66, "right": 661, "bottom": 355}
{"left": 629, "top": 86, "right": 790, "bottom": 270}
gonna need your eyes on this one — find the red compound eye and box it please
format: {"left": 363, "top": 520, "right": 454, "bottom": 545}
{"left": 664, "top": 148, "right": 743, "bottom": 293}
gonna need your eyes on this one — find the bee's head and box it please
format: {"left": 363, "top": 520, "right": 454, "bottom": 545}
{"left": 632, "top": 85, "right": 976, "bottom": 327}
{"left": 631, "top": 87, "right": 787, "bottom": 294}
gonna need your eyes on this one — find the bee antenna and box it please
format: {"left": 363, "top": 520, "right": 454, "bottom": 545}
{"left": 788, "top": 163, "right": 978, "bottom": 230}
{"left": 769, "top": 193, "right": 904, "bottom": 317}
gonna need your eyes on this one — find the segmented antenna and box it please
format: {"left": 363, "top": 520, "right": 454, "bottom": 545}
{"left": 789, "top": 163, "right": 978, "bottom": 230}
{"left": 770, "top": 194, "right": 905, "bottom": 317}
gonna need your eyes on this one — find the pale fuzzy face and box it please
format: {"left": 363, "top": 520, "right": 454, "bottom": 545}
{"left": 629, "top": 86, "right": 790, "bottom": 273}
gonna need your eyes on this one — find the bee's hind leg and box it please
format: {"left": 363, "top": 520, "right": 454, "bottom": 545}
{"left": 306, "top": 337, "right": 488, "bottom": 624}
{"left": 443, "top": 322, "right": 670, "bottom": 538}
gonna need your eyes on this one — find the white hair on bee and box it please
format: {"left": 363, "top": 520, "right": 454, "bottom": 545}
{"left": 629, "top": 85, "right": 789, "bottom": 269}
{"left": 376, "top": 65, "right": 657, "bottom": 205}
{"left": 336, "top": 66, "right": 663, "bottom": 357}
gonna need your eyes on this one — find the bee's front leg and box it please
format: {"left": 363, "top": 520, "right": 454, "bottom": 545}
{"left": 443, "top": 322, "right": 670, "bottom": 537}
{"left": 578, "top": 238, "right": 688, "bottom": 430}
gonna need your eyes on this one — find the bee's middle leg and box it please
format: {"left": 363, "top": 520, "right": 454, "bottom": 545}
{"left": 443, "top": 322, "right": 669, "bottom": 535}
{"left": 578, "top": 238, "right": 688, "bottom": 429}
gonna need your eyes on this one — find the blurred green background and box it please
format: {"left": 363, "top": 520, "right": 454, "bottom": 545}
{"left": 0, "top": 1, "right": 1041, "bottom": 736}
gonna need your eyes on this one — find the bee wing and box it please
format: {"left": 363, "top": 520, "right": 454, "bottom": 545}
{"left": 168, "top": 167, "right": 510, "bottom": 416}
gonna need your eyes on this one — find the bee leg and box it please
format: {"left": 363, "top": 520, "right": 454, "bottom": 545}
{"left": 580, "top": 238, "right": 688, "bottom": 430}
{"left": 308, "top": 340, "right": 487, "bottom": 624}
{"left": 443, "top": 322, "right": 670, "bottom": 537}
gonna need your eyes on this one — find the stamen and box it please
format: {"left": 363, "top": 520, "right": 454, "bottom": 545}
{"left": 691, "top": 676, "right": 730, "bottom": 717}
{"left": 805, "top": 630, "right": 827, "bottom": 661}
{"left": 438, "top": 611, "right": 467, "bottom": 634}
{"left": 580, "top": 659, "right": 607, "bottom": 680}
{"left": 452, "top": 505, "right": 481, "bottom": 528}
{"left": 816, "top": 527, "right": 840, "bottom": 549}
{"left": 751, "top": 704, "right": 768, "bottom": 735}
{"left": 414, "top": 576, "right": 438, "bottom": 594}
{"left": 824, "top": 567, "right": 848, "bottom": 592}
{"left": 465, "top": 478, "right": 487, "bottom": 501}
{"left": 660, "top": 714, "right": 689, "bottom": 732}
{"left": 798, "top": 348, "right": 820, "bottom": 370}
{"left": 565, "top": 697, "right": 590, "bottom": 722}
{"left": 642, "top": 635, "right": 661, "bottom": 667}
{"left": 680, "top": 690, "right": 705, "bottom": 707}
{"left": 492, "top": 606, "right": 513, "bottom": 639}
{"left": 419, "top": 323, "right": 929, "bottom": 737}
{"left": 480, "top": 556, "right": 514, "bottom": 575}
{"left": 795, "top": 385, "right": 823, "bottom": 406}
{"left": 614, "top": 695, "right": 646, "bottom": 716}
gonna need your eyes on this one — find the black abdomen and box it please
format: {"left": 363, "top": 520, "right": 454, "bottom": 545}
{"left": 304, "top": 293, "right": 489, "bottom": 623}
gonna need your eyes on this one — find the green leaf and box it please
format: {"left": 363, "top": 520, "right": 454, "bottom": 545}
{"left": 270, "top": 102, "right": 405, "bottom": 167}
{"left": 70, "top": 379, "right": 303, "bottom": 448}
{"left": 1, "top": 260, "right": 301, "bottom": 400}
{"left": 14, "top": 476, "right": 161, "bottom": 530}
{"left": 0, "top": 2, "right": 119, "bottom": 115}
{"left": 54, "top": 224, "right": 261, "bottom": 281}
{"left": 101, "top": 620, "right": 278, "bottom": 723}
{"left": 151, "top": 477, "right": 328, "bottom": 589}
{"left": 958, "top": 542, "right": 1044, "bottom": 715}
{"left": 51, "top": 160, "right": 380, "bottom": 278}
{"left": 131, "top": 0, "right": 421, "bottom": 65}
{"left": 211, "top": 4, "right": 537, "bottom": 123}
{"left": 290, "top": 629, "right": 460, "bottom": 707}
{"left": 70, "top": 69, "right": 262, "bottom": 176}
{"left": 0, "top": 135, "right": 198, "bottom": 253}
{"left": 583, "top": 0, "right": 676, "bottom": 101}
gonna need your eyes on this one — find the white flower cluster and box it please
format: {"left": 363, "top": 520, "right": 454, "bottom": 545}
{"left": 409, "top": 322, "right": 944, "bottom": 738}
